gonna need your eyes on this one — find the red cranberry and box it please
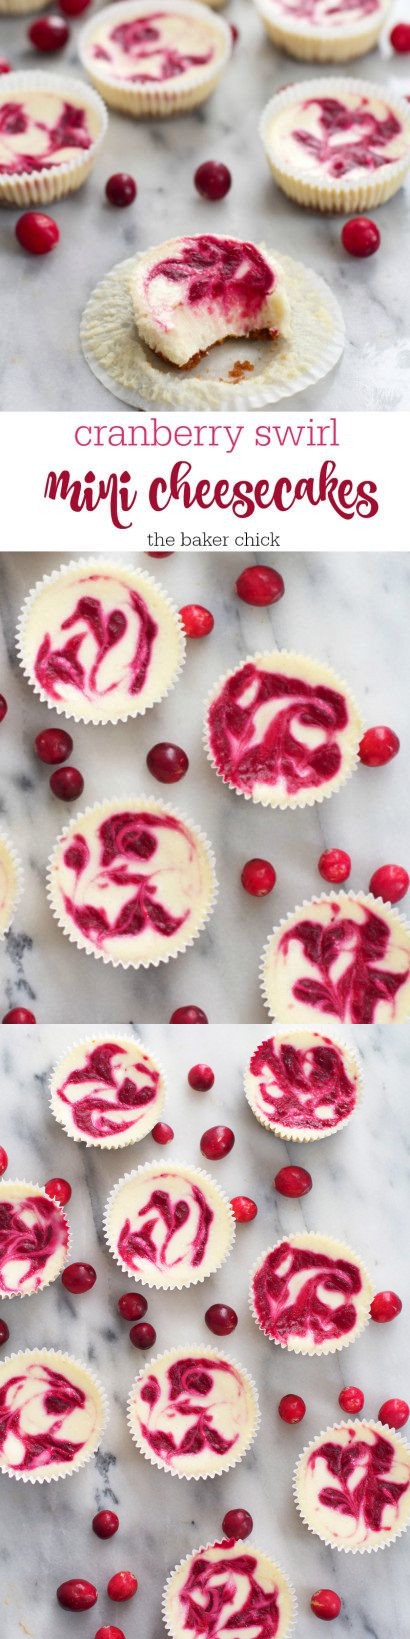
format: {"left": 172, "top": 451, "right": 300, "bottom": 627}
{"left": 359, "top": 725, "right": 400, "bottom": 766}
{"left": 222, "top": 1507, "right": 252, "bottom": 1540}
{"left": 179, "top": 604, "right": 214, "bottom": 638}
{"left": 93, "top": 1510, "right": 120, "bottom": 1539}
{"left": 230, "top": 21, "right": 239, "bottom": 42}
{"left": 50, "top": 766, "right": 84, "bottom": 800}
{"left": 390, "top": 20, "right": 410, "bottom": 49}
{"left": 35, "top": 727, "right": 73, "bottom": 764}
{"left": 194, "top": 161, "right": 231, "bottom": 201}
{"left": 62, "top": 1261, "right": 96, "bottom": 1294}
{"left": 318, "top": 849, "right": 351, "bottom": 885}
{"left": 369, "top": 864, "right": 409, "bottom": 904}
{"left": 188, "top": 1063, "right": 215, "bottom": 1091}
{"left": 28, "top": 15, "right": 69, "bottom": 50}
{"left": 0, "top": 60, "right": 11, "bottom": 74}
{"left": 311, "top": 1589, "right": 341, "bottom": 1621}
{"left": 2, "top": 1009, "right": 36, "bottom": 1023}
{"left": 338, "top": 1386, "right": 364, "bottom": 1414}
{"left": 129, "top": 1321, "right": 156, "bottom": 1349}
{"left": 152, "top": 1121, "right": 174, "bottom": 1144}
{"left": 235, "top": 565, "right": 285, "bottom": 606}
{"left": 200, "top": 1125, "right": 235, "bottom": 1160}
{"left": 0, "top": 695, "right": 8, "bottom": 721}
{"left": 230, "top": 1195, "right": 257, "bottom": 1222}
{"left": 107, "top": 1572, "right": 138, "bottom": 1602}
{"left": 371, "top": 1290, "right": 402, "bottom": 1323}
{"left": 0, "top": 1148, "right": 8, "bottom": 1175}
{"left": 378, "top": 1398, "right": 409, "bottom": 1429}
{"left": 241, "top": 858, "right": 276, "bottom": 896}
{"left": 57, "top": 1580, "right": 97, "bottom": 1611}
{"left": 45, "top": 1176, "right": 72, "bottom": 1206}
{"left": 274, "top": 1165, "right": 312, "bottom": 1198}
{"left": 341, "top": 217, "right": 380, "bottom": 258}
{"left": 146, "top": 742, "right": 189, "bottom": 783}
{"left": 170, "top": 1006, "right": 208, "bottom": 1023}
{"left": 60, "top": 0, "right": 91, "bottom": 11}
{"left": 106, "top": 172, "right": 137, "bottom": 207}
{"left": 205, "top": 1303, "right": 238, "bottom": 1336}
{"left": 278, "top": 1393, "right": 306, "bottom": 1424}
{"left": 118, "top": 1292, "right": 147, "bottom": 1321}
{"left": 16, "top": 210, "right": 59, "bottom": 255}
{"left": 146, "top": 551, "right": 174, "bottom": 558}
{"left": 95, "top": 1630, "right": 126, "bottom": 1639}
{"left": 0, "top": 1319, "right": 10, "bottom": 1346}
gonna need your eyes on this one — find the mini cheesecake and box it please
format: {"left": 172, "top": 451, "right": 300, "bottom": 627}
{"left": 129, "top": 235, "right": 291, "bottom": 369}
{"left": 250, "top": 1232, "right": 372, "bottom": 1354}
{"left": 128, "top": 1346, "right": 259, "bottom": 1477}
{"left": 254, "top": 0, "right": 390, "bottom": 62}
{"left": 104, "top": 1161, "right": 235, "bottom": 1288}
{"left": 80, "top": 0, "right": 231, "bottom": 117}
{"left": 245, "top": 1029, "right": 361, "bottom": 1140}
{"left": 261, "top": 80, "right": 410, "bottom": 212}
{"left": 0, "top": 1182, "right": 69, "bottom": 1298}
{"left": 295, "top": 1420, "right": 410, "bottom": 1551}
{"left": 0, "top": 75, "right": 106, "bottom": 206}
{"left": 50, "top": 1035, "right": 165, "bottom": 1147}
{"left": 261, "top": 892, "right": 410, "bottom": 1024}
{"left": 0, "top": 1349, "right": 107, "bottom": 1481}
{"left": 164, "top": 1540, "right": 297, "bottom": 1639}
{"left": 205, "top": 651, "right": 361, "bottom": 809}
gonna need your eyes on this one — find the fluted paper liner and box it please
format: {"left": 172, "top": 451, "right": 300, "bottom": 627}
{"left": 49, "top": 1032, "right": 166, "bottom": 1149}
{"left": 104, "top": 1159, "right": 236, "bottom": 1288}
{"left": 204, "top": 649, "right": 362, "bottom": 810}
{"left": 249, "top": 1231, "right": 373, "bottom": 1355}
{"left": 294, "top": 1419, "right": 410, "bottom": 1552}
{"left": 16, "top": 557, "right": 186, "bottom": 725}
{"left": 244, "top": 1026, "right": 363, "bottom": 1142}
{"left": 0, "top": 1348, "right": 108, "bottom": 1483}
{"left": 127, "top": 1344, "right": 260, "bottom": 1479}
{"left": 0, "top": 1180, "right": 71, "bottom": 1299}
{"left": 46, "top": 794, "right": 218, "bottom": 971}
{"left": 253, "top": 0, "right": 390, "bottom": 62}
{"left": 80, "top": 246, "right": 344, "bottom": 411}
{"left": 0, "top": 830, "right": 24, "bottom": 939}
{"left": 79, "top": 0, "right": 231, "bottom": 117}
{"left": 260, "top": 78, "right": 410, "bottom": 213}
{"left": 0, "top": 73, "right": 107, "bottom": 206}
{"left": 261, "top": 890, "right": 410, "bottom": 1024}
{"left": 163, "top": 1539, "right": 297, "bottom": 1638}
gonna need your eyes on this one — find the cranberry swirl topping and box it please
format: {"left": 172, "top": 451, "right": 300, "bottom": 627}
{"left": 0, "top": 1362, "right": 93, "bottom": 1472}
{"left": 61, "top": 810, "right": 196, "bottom": 951}
{"left": 208, "top": 663, "right": 348, "bottom": 797}
{"left": 178, "top": 1546, "right": 281, "bottom": 1636}
{"left": 147, "top": 237, "right": 274, "bottom": 323}
{"left": 291, "top": 97, "right": 403, "bottom": 178}
{"left": 117, "top": 1179, "right": 213, "bottom": 1273}
{"left": 55, "top": 1041, "right": 161, "bottom": 1139}
{"left": 0, "top": 100, "right": 92, "bottom": 177}
{"left": 253, "top": 1240, "right": 363, "bottom": 1346}
{"left": 0, "top": 1194, "right": 68, "bottom": 1295}
{"left": 274, "top": 0, "right": 379, "bottom": 25}
{"left": 96, "top": 12, "right": 214, "bottom": 82}
{"left": 249, "top": 1035, "right": 356, "bottom": 1131}
{"left": 279, "top": 901, "right": 409, "bottom": 1023}
{"left": 137, "top": 1355, "right": 246, "bottom": 1465}
{"left": 309, "top": 1427, "right": 410, "bottom": 1537}
{"left": 34, "top": 581, "right": 158, "bottom": 705}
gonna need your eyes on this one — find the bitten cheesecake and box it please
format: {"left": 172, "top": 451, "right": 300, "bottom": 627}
{"left": 129, "top": 234, "right": 291, "bottom": 368}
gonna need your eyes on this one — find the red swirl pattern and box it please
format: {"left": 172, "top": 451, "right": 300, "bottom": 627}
{"left": 117, "top": 1183, "right": 213, "bottom": 1272}
{"left": 62, "top": 810, "right": 191, "bottom": 949}
{"left": 178, "top": 1547, "right": 281, "bottom": 1637}
{"left": 280, "top": 903, "right": 408, "bottom": 1023}
{"left": 275, "top": 0, "right": 379, "bottom": 21}
{"left": 0, "top": 1195, "right": 68, "bottom": 1295}
{"left": 147, "top": 237, "right": 274, "bottom": 322}
{"left": 56, "top": 1041, "right": 160, "bottom": 1139}
{"left": 138, "top": 1356, "right": 239, "bottom": 1461}
{"left": 249, "top": 1035, "right": 356, "bottom": 1131}
{"left": 208, "top": 663, "right": 348, "bottom": 796}
{"left": 0, "top": 1363, "right": 89, "bottom": 1472}
{"left": 34, "top": 584, "right": 157, "bottom": 704}
{"left": 310, "top": 1428, "right": 410, "bottom": 1535}
{"left": 253, "top": 1240, "right": 363, "bottom": 1345}
{"left": 0, "top": 100, "right": 92, "bottom": 176}
{"left": 291, "top": 97, "right": 402, "bottom": 178}
{"left": 96, "top": 13, "right": 213, "bottom": 81}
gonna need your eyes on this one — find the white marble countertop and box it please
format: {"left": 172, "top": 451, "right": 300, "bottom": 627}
{"left": 0, "top": 1021, "right": 408, "bottom": 1638}
{"left": 1, "top": 0, "right": 410, "bottom": 409}
{"left": 0, "top": 548, "right": 409, "bottom": 1024}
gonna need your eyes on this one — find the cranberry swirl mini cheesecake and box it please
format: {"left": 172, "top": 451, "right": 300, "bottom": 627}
{"left": 128, "top": 1346, "right": 259, "bottom": 1478}
{"left": 253, "top": 0, "right": 390, "bottom": 62}
{"left": 261, "top": 891, "right": 410, "bottom": 1024}
{"left": 261, "top": 81, "right": 410, "bottom": 212}
{"left": 250, "top": 1232, "right": 373, "bottom": 1355}
{"left": 163, "top": 1539, "right": 297, "bottom": 1639}
{"left": 294, "top": 1421, "right": 410, "bottom": 1552}
{"left": 205, "top": 651, "right": 361, "bottom": 809}
{"left": 128, "top": 235, "right": 291, "bottom": 369}
{"left": 104, "top": 1161, "right": 235, "bottom": 1288}
{"left": 0, "top": 832, "right": 23, "bottom": 939}
{"left": 17, "top": 559, "right": 185, "bottom": 725}
{"left": 0, "top": 1182, "right": 70, "bottom": 1298}
{"left": 0, "top": 1349, "right": 107, "bottom": 1482}
{"left": 245, "top": 1029, "right": 361, "bottom": 1141}
{"left": 50, "top": 1036, "right": 165, "bottom": 1148}
{"left": 79, "top": 0, "right": 231, "bottom": 117}
{"left": 0, "top": 75, "right": 106, "bottom": 206}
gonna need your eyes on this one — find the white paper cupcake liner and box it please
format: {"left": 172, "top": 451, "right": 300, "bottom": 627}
{"left": 249, "top": 1231, "right": 373, "bottom": 1355}
{"left": 103, "top": 1159, "right": 236, "bottom": 1288}
{"left": 127, "top": 1345, "right": 260, "bottom": 1479}
{"left": 293, "top": 1419, "right": 410, "bottom": 1553}
{"left": 0, "top": 1180, "right": 71, "bottom": 1299}
{"left": 203, "top": 649, "right": 362, "bottom": 810}
{"left": 0, "top": 830, "right": 24, "bottom": 940}
{"left": 16, "top": 556, "right": 186, "bottom": 726}
{"left": 162, "top": 1540, "right": 297, "bottom": 1639}
{"left": 0, "top": 74, "right": 107, "bottom": 207}
{"left": 80, "top": 245, "right": 344, "bottom": 410}
{"left": 46, "top": 794, "right": 218, "bottom": 971}
{"left": 79, "top": 0, "right": 231, "bottom": 117}
{"left": 253, "top": 0, "right": 390, "bottom": 62}
{"left": 260, "top": 890, "right": 410, "bottom": 1024}
{"left": 49, "top": 1032, "right": 166, "bottom": 1149}
{"left": 0, "top": 1348, "right": 108, "bottom": 1483}
{"left": 260, "top": 78, "right": 410, "bottom": 213}
{"left": 244, "top": 1026, "right": 363, "bottom": 1143}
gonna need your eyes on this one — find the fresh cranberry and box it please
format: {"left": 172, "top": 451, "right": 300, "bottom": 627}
{"left": 341, "top": 217, "right": 380, "bottom": 258}
{"left": 129, "top": 1321, "right": 156, "bottom": 1349}
{"left": 390, "top": 21, "right": 410, "bottom": 49}
{"left": 205, "top": 1303, "right": 238, "bottom": 1336}
{"left": 278, "top": 1393, "right": 306, "bottom": 1424}
{"left": 371, "top": 1290, "right": 402, "bottom": 1323}
{"left": 188, "top": 1063, "right": 215, "bottom": 1091}
{"left": 146, "top": 551, "right": 174, "bottom": 558}
{"left": 274, "top": 1165, "right": 312, "bottom": 1198}
{"left": 60, "top": 0, "right": 91, "bottom": 11}
{"left": 0, "top": 695, "right": 7, "bottom": 721}
{"left": 200, "top": 1125, "right": 235, "bottom": 1160}
{"left": 0, "top": 1148, "right": 8, "bottom": 1176}
{"left": 50, "top": 766, "right": 84, "bottom": 800}
{"left": 152, "top": 1121, "right": 174, "bottom": 1144}
{"left": 241, "top": 858, "right": 276, "bottom": 896}
{"left": 230, "top": 1195, "right": 257, "bottom": 1222}
{"left": 338, "top": 1386, "right": 364, "bottom": 1414}
{"left": 194, "top": 161, "right": 231, "bottom": 201}
{"left": 118, "top": 1292, "right": 147, "bottom": 1321}
{"left": 222, "top": 1507, "right": 252, "bottom": 1540}
{"left": 62, "top": 1261, "right": 96, "bottom": 1294}
{"left": 369, "top": 864, "right": 409, "bottom": 904}
{"left": 95, "top": 1630, "right": 126, "bottom": 1639}
{"left": 235, "top": 565, "right": 285, "bottom": 606}
{"left": 45, "top": 1176, "right": 72, "bottom": 1206}
{"left": 107, "top": 1572, "right": 138, "bottom": 1603}
{"left": 378, "top": 1398, "right": 409, "bottom": 1429}
{"left": 35, "top": 727, "right": 73, "bottom": 764}
{"left": 0, "top": 60, "right": 11, "bottom": 74}
{"left": 57, "top": 1580, "right": 97, "bottom": 1611}
{"left": 179, "top": 604, "right": 214, "bottom": 638}
{"left": 146, "top": 742, "right": 189, "bottom": 783}
{"left": 2, "top": 1009, "right": 36, "bottom": 1023}
{"left": 318, "top": 849, "right": 351, "bottom": 885}
{"left": 359, "top": 725, "right": 400, "bottom": 766}
{"left": 230, "top": 21, "right": 239, "bottom": 42}
{"left": 93, "top": 1510, "right": 120, "bottom": 1539}
{"left": 28, "top": 15, "right": 69, "bottom": 50}
{"left": 16, "top": 211, "right": 60, "bottom": 255}
{"left": 106, "top": 172, "right": 137, "bottom": 207}
{"left": 0, "top": 1319, "right": 10, "bottom": 1346}
{"left": 310, "top": 1589, "right": 341, "bottom": 1621}
{"left": 170, "top": 1006, "right": 208, "bottom": 1023}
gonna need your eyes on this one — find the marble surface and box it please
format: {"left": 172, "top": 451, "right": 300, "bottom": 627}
{"left": 1, "top": 0, "right": 410, "bottom": 410}
{"left": 0, "top": 548, "right": 409, "bottom": 1024}
{"left": 0, "top": 1021, "right": 409, "bottom": 1638}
